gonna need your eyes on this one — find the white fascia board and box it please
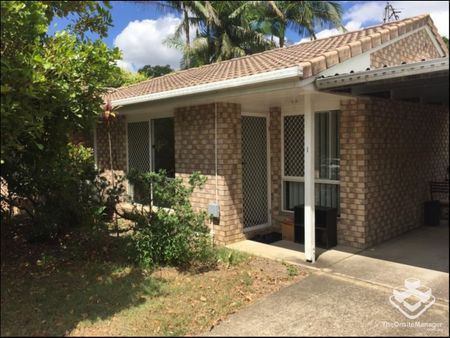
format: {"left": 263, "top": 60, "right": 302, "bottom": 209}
{"left": 316, "top": 57, "right": 449, "bottom": 90}
{"left": 112, "top": 66, "right": 302, "bottom": 106}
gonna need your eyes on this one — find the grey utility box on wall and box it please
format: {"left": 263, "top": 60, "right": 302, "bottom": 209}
{"left": 208, "top": 202, "right": 220, "bottom": 219}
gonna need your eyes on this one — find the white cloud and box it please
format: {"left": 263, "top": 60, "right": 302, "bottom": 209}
{"left": 298, "top": 21, "right": 360, "bottom": 44}
{"left": 116, "top": 59, "right": 134, "bottom": 72}
{"left": 114, "top": 15, "right": 184, "bottom": 72}
{"left": 344, "top": 1, "right": 449, "bottom": 36}
{"left": 390, "top": 1, "right": 449, "bottom": 37}
{"left": 343, "top": 1, "right": 386, "bottom": 24}
{"left": 265, "top": 35, "right": 281, "bottom": 47}
{"left": 297, "top": 1, "right": 449, "bottom": 44}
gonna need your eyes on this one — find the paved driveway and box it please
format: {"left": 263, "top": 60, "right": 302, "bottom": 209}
{"left": 207, "top": 225, "right": 449, "bottom": 336}
{"left": 207, "top": 272, "right": 448, "bottom": 336}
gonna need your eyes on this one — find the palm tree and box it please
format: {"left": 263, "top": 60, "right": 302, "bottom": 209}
{"left": 137, "top": 1, "right": 219, "bottom": 68}
{"left": 180, "top": 1, "right": 274, "bottom": 67}
{"left": 142, "top": 1, "right": 344, "bottom": 68}
{"left": 232, "top": 1, "right": 344, "bottom": 47}
{"left": 275, "top": 1, "right": 344, "bottom": 47}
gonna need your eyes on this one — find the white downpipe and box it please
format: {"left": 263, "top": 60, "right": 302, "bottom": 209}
{"left": 304, "top": 94, "right": 316, "bottom": 263}
{"left": 211, "top": 102, "right": 218, "bottom": 244}
{"left": 93, "top": 125, "right": 98, "bottom": 169}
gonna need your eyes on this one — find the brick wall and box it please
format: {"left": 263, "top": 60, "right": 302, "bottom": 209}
{"left": 174, "top": 102, "right": 245, "bottom": 245}
{"left": 370, "top": 29, "right": 441, "bottom": 69}
{"left": 95, "top": 116, "right": 127, "bottom": 183}
{"left": 339, "top": 98, "right": 449, "bottom": 248}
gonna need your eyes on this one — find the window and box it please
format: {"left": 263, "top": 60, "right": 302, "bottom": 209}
{"left": 152, "top": 118, "right": 175, "bottom": 178}
{"left": 127, "top": 117, "right": 175, "bottom": 203}
{"left": 282, "top": 111, "right": 340, "bottom": 212}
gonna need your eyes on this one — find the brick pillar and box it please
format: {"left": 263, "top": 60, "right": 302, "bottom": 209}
{"left": 339, "top": 99, "right": 370, "bottom": 248}
{"left": 269, "top": 107, "right": 282, "bottom": 228}
{"left": 174, "top": 102, "right": 244, "bottom": 245}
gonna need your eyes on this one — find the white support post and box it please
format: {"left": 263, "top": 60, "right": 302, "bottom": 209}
{"left": 304, "top": 94, "right": 316, "bottom": 263}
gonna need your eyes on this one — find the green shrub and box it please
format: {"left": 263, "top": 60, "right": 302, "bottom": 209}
{"left": 3, "top": 142, "right": 124, "bottom": 242}
{"left": 127, "top": 170, "right": 215, "bottom": 269}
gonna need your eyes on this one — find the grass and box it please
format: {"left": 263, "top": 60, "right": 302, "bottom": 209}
{"left": 1, "top": 219, "right": 307, "bottom": 336}
{"left": 283, "top": 262, "right": 300, "bottom": 278}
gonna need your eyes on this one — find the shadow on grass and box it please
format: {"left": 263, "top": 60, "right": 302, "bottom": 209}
{"left": 0, "top": 219, "right": 166, "bottom": 336}
{"left": 1, "top": 259, "right": 166, "bottom": 336}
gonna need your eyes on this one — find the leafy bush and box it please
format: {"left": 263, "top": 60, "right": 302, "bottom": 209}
{"left": 127, "top": 170, "right": 215, "bottom": 269}
{"left": 2, "top": 142, "right": 124, "bottom": 242}
{"left": 1, "top": 1, "right": 122, "bottom": 239}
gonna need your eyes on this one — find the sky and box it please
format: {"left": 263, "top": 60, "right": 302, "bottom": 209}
{"left": 49, "top": 1, "right": 450, "bottom": 72}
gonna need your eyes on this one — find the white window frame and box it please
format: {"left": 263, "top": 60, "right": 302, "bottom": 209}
{"left": 126, "top": 113, "right": 174, "bottom": 202}
{"left": 281, "top": 110, "right": 340, "bottom": 213}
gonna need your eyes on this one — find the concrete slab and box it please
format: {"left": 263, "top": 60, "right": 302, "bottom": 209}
{"left": 223, "top": 224, "right": 449, "bottom": 336}
{"left": 355, "top": 225, "right": 449, "bottom": 273}
{"left": 228, "top": 225, "right": 449, "bottom": 301}
{"left": 272, "top": 240, "right": 362, "bottom": 269}
{"left": 328, "top": 225, "right": 449, "bottom": 301}
{"left": 329, "top": 253, "right": 449, "bottom": 302}
{"left": 207, "top": 272, "right": 449, "bottom": 336}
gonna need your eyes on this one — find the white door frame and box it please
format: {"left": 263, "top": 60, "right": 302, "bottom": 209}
{"left": 241, "top": 112, "right": 271, "bottom": 232}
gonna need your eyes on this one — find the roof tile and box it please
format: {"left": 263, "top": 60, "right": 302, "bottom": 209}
{"left": 108, "top": 14, "right": 447, "bottom": 102}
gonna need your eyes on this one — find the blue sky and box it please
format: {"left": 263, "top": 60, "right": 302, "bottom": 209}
{"left": 49, "top": 1, "right": 449, "bottom": 71}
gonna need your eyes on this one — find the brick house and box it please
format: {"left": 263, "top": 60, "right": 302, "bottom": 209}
{"left": 95, "top": 14, "right": 449, "bottom": 262}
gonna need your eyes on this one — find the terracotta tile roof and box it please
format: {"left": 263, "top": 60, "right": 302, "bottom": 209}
{"left": 109, "top": 14, "right": 448, "bottom": 102}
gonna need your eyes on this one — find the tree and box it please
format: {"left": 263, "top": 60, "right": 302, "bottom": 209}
{"left": 108, "top": 68, "right": 148, "bottom": 88}
{"left": 162, "top": 1, "right": 343, "bottom": 67}
{"left": 165, "top": 1, "right": 273, "bottom": 67}
{"left": 442, "top": 36, "right": 449, "bottom": 48}
{"left": 136, "top": 1, "right": 219, "bottom": 68}
{"left": 1, "top": 0, "right": 120, "bottom": 164}
{"left": 1, "top": 1, "right": 122, "bottom": 232}
{"left": 137, "top": 64, "right": 174, "bottom": 78}
{"left": 233, "top": 1, "right": 344, "bottom": 47}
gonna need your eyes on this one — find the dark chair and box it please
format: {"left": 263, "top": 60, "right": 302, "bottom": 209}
{"left": 429, "top": 181, "right": 449, "bottom": 220}
{"left": 430, "top": 181, "right": 449, "bottom": 202}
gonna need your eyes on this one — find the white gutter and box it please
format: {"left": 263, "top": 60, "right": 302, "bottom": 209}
{"left": 112, "top": 66, "right": 303, "bottom": 106}
{"left": 316, "top": 57, "right": 449, "bottom": 90}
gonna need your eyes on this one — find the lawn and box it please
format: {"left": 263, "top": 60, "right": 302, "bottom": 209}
{"left": 1, "top": 219, "right": 307, "bottom": 336}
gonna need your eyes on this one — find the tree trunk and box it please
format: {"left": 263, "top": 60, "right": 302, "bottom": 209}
{"left": 183, "top": 6, "right": 190, "bottom": 68}
{"left": 107, "top": 121, "right": 119, "bottom": 238}
{"left": 279, "top": 23, "right": 285, "bottom": 48}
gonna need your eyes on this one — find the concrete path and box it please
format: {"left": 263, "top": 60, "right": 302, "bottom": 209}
{"left": 228, "top": 225, "right": 449, "bottom": 301}
{"left": 208, "top": 225, "right": 449, "bottom": 336}
{"left": 207, "top": 272, "right": 449, "bottom": 336}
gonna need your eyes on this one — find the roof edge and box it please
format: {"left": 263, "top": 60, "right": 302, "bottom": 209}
{"left": 301, "top": 14, "right": 446, "bottom": 79}
{"left": 112, "top": 66, "right": 302, "bottom": 106}
{"left": 315, "top": 57, "right": 449, "bottom": 90}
